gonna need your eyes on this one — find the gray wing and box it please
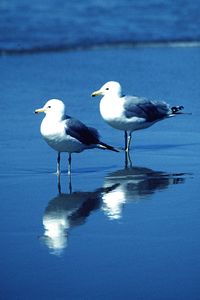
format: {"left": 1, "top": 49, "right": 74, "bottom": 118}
{"left": 124, "top": 95, "right": 170, "bottom": 122}
{"left": 65, "top": 116, "right": 100, "bottom": 145}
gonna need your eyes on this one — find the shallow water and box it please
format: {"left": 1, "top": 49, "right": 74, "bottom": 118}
{"left": 0, "top": 46, "right": 200, "bottom": 299}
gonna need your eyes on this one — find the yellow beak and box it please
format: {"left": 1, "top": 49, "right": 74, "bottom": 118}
{"left": 91, "top": 90, "right": 102, "bottom": 97}
{"left": 34, "top": 107, "right": 45, "bottom": 114}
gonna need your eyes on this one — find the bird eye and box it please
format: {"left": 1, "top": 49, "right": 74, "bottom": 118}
{"left": 48, "top": 105, "right": 51, "bottom": 108}
{"left": 105, "top": 87, "right": 109, "bottom": 90}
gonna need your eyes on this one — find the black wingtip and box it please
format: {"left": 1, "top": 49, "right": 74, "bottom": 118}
{"left": 99, "top": 142, "right": 120, "bottom": 152}
{"left": 171, "top": 105, "right": 184, "bottom": 114}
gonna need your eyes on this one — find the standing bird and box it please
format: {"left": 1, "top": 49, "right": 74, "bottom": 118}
{"left": 92, "top": 81, "right": 185, "bottom": 153}
{"left": 35, "top": 99, "right": 118, "bottom": 175}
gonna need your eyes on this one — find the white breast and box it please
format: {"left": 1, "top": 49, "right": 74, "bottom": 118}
{"left": 41, "top": 117, "right": 61, "bottom": 137}
{"left": 100, "top": 96, "right": 126, "bottom": 129}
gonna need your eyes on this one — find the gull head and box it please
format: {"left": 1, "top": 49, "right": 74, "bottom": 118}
{"left": 91, "top": 81, "right": 122, "bottom": 98}
{"left": 35, "top": 99, "right": 65, "bottom": 118}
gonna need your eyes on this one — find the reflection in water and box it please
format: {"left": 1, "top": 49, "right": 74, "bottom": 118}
{"left": 42, "top": 167, "right": 186, "bottom": 255}
{"left": 102, "top": 167, "right": 186, "bottom": 220}
{"left": 42, "top": 183, "right": 118, "bottom": 255}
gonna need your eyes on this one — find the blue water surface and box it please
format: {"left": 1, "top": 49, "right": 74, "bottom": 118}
{"left": 0, "top": 0, "right": 200, "bottom": 52}
{"left": 0, "top": 45, "right": 200, "bottom": 299}
{"left": 0, "top": 1, "right": 200, "bottom": 299}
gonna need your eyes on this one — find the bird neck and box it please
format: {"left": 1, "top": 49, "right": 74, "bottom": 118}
{"left": 45, "top": 112, "right": 65, "bottom": 122}
{"left": 101, "top": 93, "right": 123, "bottom": 103}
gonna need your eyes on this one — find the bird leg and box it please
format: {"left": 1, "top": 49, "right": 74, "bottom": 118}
{"left": 125, "top": 150, "right": 128, "bottom": 169}
{"left": 125, "top": 132, "right": 132, "bottom": 167}
{"left": 56, "top": 152, "right": 61, "bottom": 176}
{"left": 124, "top": 131, "right": 129, "bottom": 168}
{"left": 125, "top": 143, "right": 133, "bottom": 169}
{"left": 68, "top": 153, "right": 72, "bottom": 193}
{"left": 68, "top": 175, "right": 72, "bottom": 194}
{"left": 124, "top": 131, "right": 128, "bottom": 151}
{"left": 68, "top": 153, "right": 72, "bottom": 176}
{"left": 57, "top": 173, "right": 61, "bottom": 194}
{"left": 125, "top": 131, "right": 132, "bottom": 152}
{"left": 127, "top": 132, "right": 132, "bottom": 152}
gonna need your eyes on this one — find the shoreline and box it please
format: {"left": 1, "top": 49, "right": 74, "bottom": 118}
{"left": 1, "top": 39, "right": 200, "bottom": 56}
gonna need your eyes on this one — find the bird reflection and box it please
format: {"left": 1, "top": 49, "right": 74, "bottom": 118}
{"left": 42, "top": 167, "right": 186, "bottom": 255}
{"left": 42, "top": 179, "right": 118, "bottom": 255}
{"left": 102, "top": 166, "right": 186, "bottom": 220}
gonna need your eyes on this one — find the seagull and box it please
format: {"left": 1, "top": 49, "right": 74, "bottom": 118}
{"left": 35, "top": 99, "right": 118, "bottom": 175}
{"left": 92, "top": 81, "right": 185, "bottom": 152}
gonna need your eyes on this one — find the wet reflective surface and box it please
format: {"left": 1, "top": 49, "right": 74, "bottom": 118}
{"left": 0, "top": 47, "right": 200, "bottom": 299}
{"left": 42, "top": 167, "right": 187, "bottom": 255}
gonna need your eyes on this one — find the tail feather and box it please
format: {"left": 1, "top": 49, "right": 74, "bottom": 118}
{"left": 170, "top": 105, "right": 191, "bottom": 116}
{"left": 171, "top": 105, "right": 184, "bottom": 114}
{"left": 99, "top": 142, "right": 119, "bottom": 152}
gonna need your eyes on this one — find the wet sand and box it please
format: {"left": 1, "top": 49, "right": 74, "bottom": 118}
{"left": 0, "top": 46, "right": 200, "bottom": 299}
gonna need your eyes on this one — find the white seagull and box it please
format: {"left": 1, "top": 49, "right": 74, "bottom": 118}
{"left": 35, "top": 99, "right": 118, "bottom": 175}
{"left": 92, "top": 81, "right": 185, "bottom": 152}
